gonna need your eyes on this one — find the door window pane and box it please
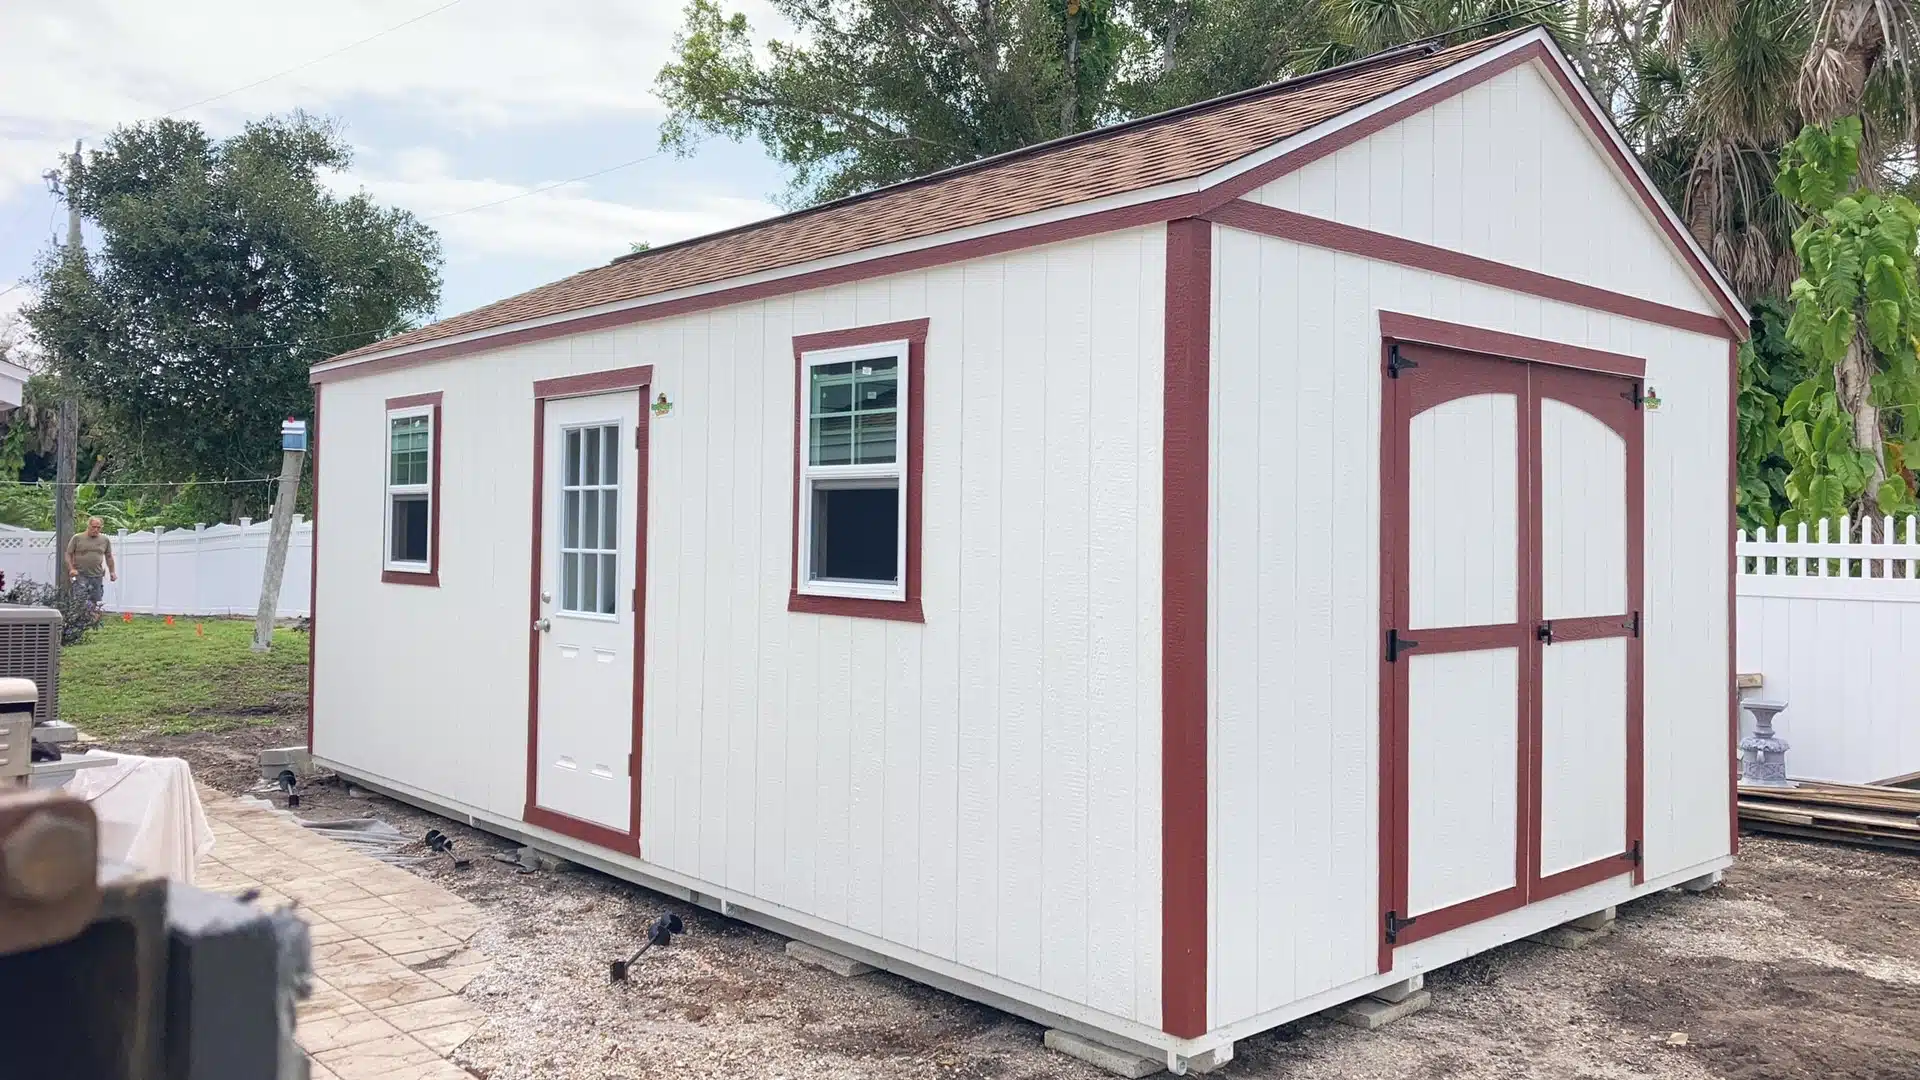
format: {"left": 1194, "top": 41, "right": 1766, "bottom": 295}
{"left": 557, "top": 422, "right": 622, "bottom": 615}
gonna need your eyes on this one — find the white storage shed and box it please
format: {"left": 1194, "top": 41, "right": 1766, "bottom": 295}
{"left": 308, "top": 27, "right": 1743, "bottom": 1068}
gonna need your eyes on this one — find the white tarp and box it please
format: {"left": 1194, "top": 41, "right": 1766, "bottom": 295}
{"left": 64, "top": 753, "right": 215, "bottom": 883}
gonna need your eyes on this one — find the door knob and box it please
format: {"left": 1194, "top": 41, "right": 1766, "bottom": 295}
{"left": 534, "top": 618, "right": 551, "bottom": 633}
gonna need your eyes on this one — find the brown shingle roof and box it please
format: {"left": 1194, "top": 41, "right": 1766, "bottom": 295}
{"left": 328, "top": 31, "right": 1528, "bottom": 365}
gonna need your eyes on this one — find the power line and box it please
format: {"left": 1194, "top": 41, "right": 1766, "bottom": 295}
{"left": 161, "top": 0, "right": 469, "bottom": 118}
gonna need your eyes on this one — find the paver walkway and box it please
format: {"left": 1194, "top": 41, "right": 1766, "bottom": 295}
{"left": 196, "top": 794, "right": 490, "bottom": 1080}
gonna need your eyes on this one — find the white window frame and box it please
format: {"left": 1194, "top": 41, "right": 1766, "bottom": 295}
{"left": 797, "top": 339, "right": 910, "bottom": 603}
{"left": 384, "top": 404, "right": 434, "bottom": 574}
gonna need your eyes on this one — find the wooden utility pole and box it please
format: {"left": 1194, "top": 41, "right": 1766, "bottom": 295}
{"left": 252, "top": 419, "right": 307, "bottom": 652}
{"left": 52, "top": 141, "right": 81, "bottom": 597}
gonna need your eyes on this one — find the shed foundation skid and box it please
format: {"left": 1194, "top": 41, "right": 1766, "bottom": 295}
{"left": 322, "top": 759, "right": 1730, "bottom": 1058}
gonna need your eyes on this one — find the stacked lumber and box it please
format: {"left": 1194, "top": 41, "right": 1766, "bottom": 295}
{"left": 1738, "top": 780, "right": 1920, "bottom": 853}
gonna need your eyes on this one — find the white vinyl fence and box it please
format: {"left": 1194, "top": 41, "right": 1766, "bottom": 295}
{"left": 0, "top": 518, "right": 311, "bottom": 618}
{"left": 1738, "top": 515, "right": 1920, "bottom": 784}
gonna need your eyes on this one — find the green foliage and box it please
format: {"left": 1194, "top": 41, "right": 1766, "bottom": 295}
{"left": 26, "top": 114, "right": 439, "bottom": 516}
{"left": 654, "top": 0, "right": 1517, "bottom": 207}
{"left": 0, "top": 580, "right": 101, "bottom": 646}
{"left": 1737, "top": 300, "right": 1810, "bottom": 530}
{"left": 1775, "top": 116, "right": 1920, "bottom": 523}
{"left": 0, "top": 482, "right": 230, "bottom": 532}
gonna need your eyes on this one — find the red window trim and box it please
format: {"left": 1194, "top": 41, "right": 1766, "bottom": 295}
{"left": 789, "top": 318, "right": 928, "bottom": 623}
{"left": 382, "top": 391, "right": 442, "bottom": 587}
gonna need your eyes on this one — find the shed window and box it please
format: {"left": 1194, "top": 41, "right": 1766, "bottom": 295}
{"left": 383, "top": 398, "right": 439, "bottom": 582}
{"left": 798, "top": 342, "right": 908, "bottom": 601}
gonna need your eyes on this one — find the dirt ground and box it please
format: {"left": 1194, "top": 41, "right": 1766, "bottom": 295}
{"left": 112, "top": 717, "right": 1920, "bottom": 1079}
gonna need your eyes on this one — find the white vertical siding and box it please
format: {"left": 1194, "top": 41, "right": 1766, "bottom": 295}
{"left": 1207, "top": 225, "right": 1730, "bottom": 1027}
{"left": 313, "top": 228, "right": 1166, "bottom": 1028}
{"left": 1251, "top": 62, "right": 1721, "bottom": 320}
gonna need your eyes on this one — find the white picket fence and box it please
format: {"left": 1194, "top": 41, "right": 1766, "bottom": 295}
{"left": 1737, "top": 514, "right": 1920, "bottom": 784}
{"left": 0, "top": 518, "right": 312, "bottom": 618}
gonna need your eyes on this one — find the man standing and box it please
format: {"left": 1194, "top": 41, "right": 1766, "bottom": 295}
{"left": 67, "top": 516, "right": 116, "bottom": 605}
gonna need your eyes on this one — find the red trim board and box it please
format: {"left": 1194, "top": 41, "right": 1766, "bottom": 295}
{"left": 522, "top": 364, "right": 654, "bottom": 856}
{"left": 1378, "top": 312, "right": 1646, "bottom": 377}
{"left": 307, "top": 387, "right": 320, "bottom": 753}
{"left": 1161, "top": 218, "right": 1211, "bottom": 1038}
{"left": 381, "top": 392, "right": 443, "bottom": 587}
{"left": 1729, "top": 339, "right": 1741, "bottom": 856}
{"left": 313, "top": 194, "right": 1204, "bottom": 385}
{"left": 1210, "top": 201, "right": 1729, "bottom": 341}
{"left": 788, "top": 319, "right": 928, "bottom": 623}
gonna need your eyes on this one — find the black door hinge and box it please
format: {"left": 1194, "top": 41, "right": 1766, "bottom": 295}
{"left": 1385, "top": 909, "right": 1417, "bottom": 945}
{"left": 1387, "top": 343, "right": 1419, "bottom": 379}
{"left": 1625, "top": 611, "right": 1640, "bottom": 638}
{"left": 1626, "top": 839, "right": 1643, "bottom": 867}
{"left": 1385, "top": 628, "right": 1420, "bottom": 663}
{"left": 1537, "top": 621, "right": 1554, "bottom": 645}
{"left": 1623, "top": 382, "right": 1644, "bottom": 409}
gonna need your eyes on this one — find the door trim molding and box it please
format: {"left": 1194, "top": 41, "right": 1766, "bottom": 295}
{"left": 1379, "top": 312, "right": 1646, "bottom": 377}
{"left": 523, "top": 365, "right": 654, "bottom": 856}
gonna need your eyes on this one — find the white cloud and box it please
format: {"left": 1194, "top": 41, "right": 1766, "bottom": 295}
{"left": 0, "top": 0, "right": 791, "bottom": 202}
{"left": 330, "top": 150, "right": 780, "bottom": 265}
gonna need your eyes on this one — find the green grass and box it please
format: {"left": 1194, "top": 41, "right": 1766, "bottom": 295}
{"left": 60, "top": 617, "right": 309, "bottom": 738}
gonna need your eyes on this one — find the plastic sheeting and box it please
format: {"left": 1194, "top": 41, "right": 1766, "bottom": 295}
{"left": 63, "top": 752, "right": 215, "bottom": 884}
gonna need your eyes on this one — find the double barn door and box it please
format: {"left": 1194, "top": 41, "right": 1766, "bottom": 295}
{"left": 1379, "top": 338, "right": 1644, "bottom": 967}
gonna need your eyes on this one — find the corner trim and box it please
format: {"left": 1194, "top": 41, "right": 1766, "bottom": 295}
{"left": 307, "top": 388, "right": 321, "bottom": 753}
{"left": 1161, "top": 218, "right": 1211, "bottom": 1038}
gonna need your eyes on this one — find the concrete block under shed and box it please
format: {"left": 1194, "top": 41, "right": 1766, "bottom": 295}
{"left": 1680, "top": 870, "right": 1724, "bottom": 893}
{"left": 785, "top": 939, "right": 874, "bottom": 977}
{"left": 1336, "top": 989, "right": 1432, "bottom": 1030}
{"left": 1043, "top": 1029, "right": 1160, "bottom": 1078}
{"left": 256, "top": 746, "right": 313, "bottom": 780}
{"left": 1371, "top": 973, "right": 1424, "bottom": 1004}
{"left": 1529, "top": 908, "right": 1617, "bottom": 950}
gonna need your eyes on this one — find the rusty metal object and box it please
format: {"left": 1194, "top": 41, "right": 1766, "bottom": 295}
{"left": 0, "top": 788, "right": 101, "bottom": 955}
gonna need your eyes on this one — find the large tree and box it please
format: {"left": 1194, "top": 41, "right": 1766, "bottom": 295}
{"left": 27, "top": 114, "right": 440, "bottom": 514}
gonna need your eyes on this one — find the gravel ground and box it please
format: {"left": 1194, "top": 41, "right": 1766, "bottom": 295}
{"left": 115, "top": 719, "right": 1920, "bottom": 1079}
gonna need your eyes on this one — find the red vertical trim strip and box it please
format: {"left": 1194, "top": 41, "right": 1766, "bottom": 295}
{"left": 524, "top": 402, "right": 546, "bottom": 818}
{"left": 1376, "top": 342, "right": 1398, "bottom": 974}
{"left": 1162, "top": 217, "right": 1211, "bottom": 1037}
{"left": 306, "top": 389, "right": 320, "bottom": 753}
{"left": 1626, "top": 377, "right": 1646, "bottom": 884}
{"left": 1729, "top": 339, "right": 1741, "bottom": 856}
{"left": 632, "top": 391, "right": 650, "bottom": 847}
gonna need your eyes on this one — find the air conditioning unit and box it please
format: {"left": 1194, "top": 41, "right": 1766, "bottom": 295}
{"left": 0, "top": 605, "right": 61, "bottom": 725}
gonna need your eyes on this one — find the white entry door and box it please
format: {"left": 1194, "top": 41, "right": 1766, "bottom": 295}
{"left": 533, "top": 391, "right": 641, "bottom": 833}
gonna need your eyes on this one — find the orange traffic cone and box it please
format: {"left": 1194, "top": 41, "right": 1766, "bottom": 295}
{"left": 195, "top": 623, "right": 204, "bottom": 637}
{"left": 164, "top": 615, "right": 174, "bottom": 626}
{"left": 121, "top": 612, "right": 132, "bottom": 623}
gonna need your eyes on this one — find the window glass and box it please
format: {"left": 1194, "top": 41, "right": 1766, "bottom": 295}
{"left": 390, "top": 415, "right": 429, "bottom": 485}
{"left": 809, "top": 355, "right": 896, "bottom": 466}
{"left": 810, "top": 481, "right": 900, "bottom": 584}
{"left": 558, "top": 422, "right": 621, "bottom": 616}
{"left": 390, "top": 494, "right": 428, "bottom": 564}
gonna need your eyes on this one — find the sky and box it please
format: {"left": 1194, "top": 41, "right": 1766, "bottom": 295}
{"left": 0, "top": 0, "right": 794, "bottom": 349}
